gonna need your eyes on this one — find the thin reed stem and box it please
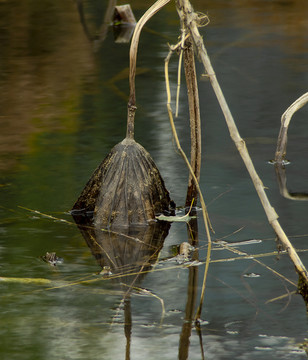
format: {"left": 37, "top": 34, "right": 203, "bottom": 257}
{"left": 165, "top": 49, "right": 212, "bottom": 321}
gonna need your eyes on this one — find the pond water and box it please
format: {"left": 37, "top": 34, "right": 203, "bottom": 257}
{"left": 1, "top": 0, "right": 308, "bottom": 359}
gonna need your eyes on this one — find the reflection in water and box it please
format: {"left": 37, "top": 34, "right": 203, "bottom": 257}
{"left": 275, "top": 164, "right": 308, "bottom": 201}
{"left": 72, "top": 212, "right": 170, "bottom": 283}
{"left": 179, "top": 216, "right": 204, "bottom": 360}
{"left": 72, "top": 210, "right": 206, "bottom": 359}
{"left": 72, "top": 211, "right": 170, "bottom": 359}
{"left": 0, "top": 0, "right": 94, "bottom": 172}
{"left": 1, "top": 0, "right": 308, "bottom": 358}
{"left": 76, "top": 0, "right": 135, "bottom": 49}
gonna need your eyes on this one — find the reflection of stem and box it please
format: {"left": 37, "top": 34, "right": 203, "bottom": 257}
{"left": 275, "top": 164, "right": 308, "bottom": 201}
{"left": 178, "top": 218, "right": 200, "bottom": 360}
{"left": 110, "top": 239, "right": 165, "bottom": 329}
{"left": 75, "top": 0, "right": 93, "bottom": 41}
{"left": 124, "top": 298, "right": 132, "bottom": 360}
{"left": 195, "top": 325, "right": 205, "bottom": 360}
{"left": 75, "top": 0, "right": 117, "bottom": 48}
{"left": 178, "top": 266, "right": 198, "bottom": 359}
{"left": 187, "top": 218, "right": 205, "bottom": 360}
{"left": 96, "top": 0, "right": 118, "bottom": 47}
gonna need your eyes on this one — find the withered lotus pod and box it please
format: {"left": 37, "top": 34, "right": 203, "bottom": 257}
{"left": 72, "top": 137, "right": 174, "bottom": 228}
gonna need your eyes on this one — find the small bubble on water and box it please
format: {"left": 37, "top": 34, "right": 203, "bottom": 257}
{"left": 243, "top": 272, "right": 261, "bottom": 278}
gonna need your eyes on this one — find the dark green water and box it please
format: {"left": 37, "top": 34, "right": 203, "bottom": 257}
{"left": 1, "top": 0, "right": 308, "bottom": 359}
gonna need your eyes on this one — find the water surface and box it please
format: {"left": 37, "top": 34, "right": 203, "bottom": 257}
{"left": 0, "top": 0, "right": 308, "bottom": 359}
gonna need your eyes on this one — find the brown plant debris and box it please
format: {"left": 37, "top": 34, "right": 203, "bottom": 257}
{"left": 72, "top": 138, "right": 175, "bottom": 229}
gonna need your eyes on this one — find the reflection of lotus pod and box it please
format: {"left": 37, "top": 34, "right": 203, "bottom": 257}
{"left": 72, "top": 213, "right": 170, "bottom": 286}
{"left": 92, "top": 223, "right": 170, "bottom": 275}
{"left": 72, "top": 138, "right": 174, "bottom": 228}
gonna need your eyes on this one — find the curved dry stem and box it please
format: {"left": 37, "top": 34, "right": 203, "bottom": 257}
{"left": 275, "top": 92, "right": 308, "bottom": 163}
{"left": 127, "top": 0, "right": 170, "bottom": 138}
